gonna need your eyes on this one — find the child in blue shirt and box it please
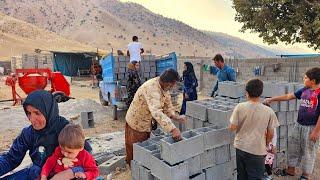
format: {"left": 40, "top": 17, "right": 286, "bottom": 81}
{"left": 264, "top": 67, "right": 320, "bottom": 180}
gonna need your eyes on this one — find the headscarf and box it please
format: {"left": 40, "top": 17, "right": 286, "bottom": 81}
{"left": 183, "top": 62, "right": 195, "bottom": 77}
{"left": 23, "top": 90, "right": 69, "bottom": 165}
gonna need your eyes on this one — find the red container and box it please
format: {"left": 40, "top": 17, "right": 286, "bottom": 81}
{"left": 18, "top": 73, "right": 48, "bottom": 94}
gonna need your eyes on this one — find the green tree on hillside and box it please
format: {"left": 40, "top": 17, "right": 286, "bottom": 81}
{"left": 232, "top": 0, "right": 320, "bottom": 50}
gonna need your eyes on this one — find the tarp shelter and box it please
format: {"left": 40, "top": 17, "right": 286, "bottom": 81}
{"left": 51, "top": 51, "right": 98, "bottom": 76}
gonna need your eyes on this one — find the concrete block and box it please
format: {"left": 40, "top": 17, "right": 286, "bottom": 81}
{"left": 194, "top": 118, "right": 205, "bottom": 129}
{"left": 207, "top": 106, "right": 232, "bottom": 126}
{"left": 230, "top": 144, "right": 236, "bottom": 158}
{"left": 262, "top": 82, "right": 287, "bottom": 97}
{"left": 293, "top": 111, "right": 298, "bottom": 124}
{"left": 218, "top": 81, "right": 245, "bottom": 98}
{"left": 286, "top": 111, "right": 295, "bottom": 125}
{"left": 276, "top": 112, "right": 286, "bottom": 126}
{"left": 133, "top": 140, "right": 160, "bottom": 168}
{"left": 270, "top": 101, "right": 280, "bottom": 112}
{"left": 203, "top": 122, "right": 213, "bottom": 127}
{"left": 195, "top": 126, "right": 231, "bottom": 150}
{"left": 149, "top": 136, "right": 165, "bottom": 145}
{"left": 186, "top": 116, "right": 195, "bottom": 130}
{"left": 200, "top": 149, "right": 215, "bottom": 169}
{"left": 287, "top": 124, "right": 294, "bottom": 137}
{"left": 186, "top": 101, "right": 209, "bottom": 121}
{"left": 277, "top": 125, "right": 288, "bottom": 139}
{"left": 150, "top": 128, "right": 165, "bottom": 137}
{"left": 215, "top": 144, "right": 231, "bottom": 165}
{"left": 94, "top": 152, "right": 115, "bottom": 165}
{"left": 119, "top": 67, "right": 126, "bottom": 73}
{"left": 280, "top": 101, "right": 289, "bottom": 111}
{"left": 205, "top": 161, "right": 232, "bottom": 180}
{"left": 99, "top": 155, "right": 126, "bottom": 175}
{"left": 288, "top": 100, "right": 296, "bottom": 111}
{"left": 277, "top": 138, "right": 288, "bottom": 151}
{"left": 80, "top": 111, "right": 94, "bottom": 129}
{"left": 190, "top": 172, "right": 206, "bottom": 180}
{"left": 231, "top": 156, "right": 237, "bottom": 171}
{"left": 186, "top": 155, "right": 202, "bottom": 176}
{"left": 139, "top": 165, "right": 154, "bottom": 180}
{"left": 296, "top": 99, "right": 301, "bottom": 111}
{"left": 150, "top": 153, "right": 189, "bottom": 180}
{"left": 131, "top": 160, "right": 140, "bottom": 180}
{"left": 160, "top": 131, "right": 204, "bottom": 165}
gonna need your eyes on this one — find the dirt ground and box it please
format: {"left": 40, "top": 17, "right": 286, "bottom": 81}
{"left": 0, "top": 77, "right": 319, "bottom": 180}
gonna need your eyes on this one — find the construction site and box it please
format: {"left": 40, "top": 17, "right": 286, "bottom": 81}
{"left": 0, "top": 52, "right": 319, "bottom": 180}
{"left": 1, "top": 0, "right": 320, "bottom": 179}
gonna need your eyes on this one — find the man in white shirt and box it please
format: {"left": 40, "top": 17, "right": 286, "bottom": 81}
{"left": 127, "top": 36, "right": 144, "bottom": 62}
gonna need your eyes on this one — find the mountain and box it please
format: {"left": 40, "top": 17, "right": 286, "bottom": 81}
{"left": 0, "top": 0, "right": 276, "bottom": 59}
{"left": 0, "top": 12, "right": 95, "bottom": 60}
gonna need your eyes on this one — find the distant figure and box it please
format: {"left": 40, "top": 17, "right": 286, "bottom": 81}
{"left": 180, "top": 62, "right": 198, "bottom": 115}
{"left": 127, "top": 36, "right": 144, "bottom": 62}
{"left": 210, "top": 54, "right": 236, "bottom": 97}
{"left": 117, "top": 50, "right": 124, "bottom": 56}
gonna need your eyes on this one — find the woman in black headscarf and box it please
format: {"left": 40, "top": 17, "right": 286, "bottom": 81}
{"left": 0, "top": 90, "right": 90, "bottom": 179}
{"left": 180, "top": 62, "right": 198, "bottom": 115}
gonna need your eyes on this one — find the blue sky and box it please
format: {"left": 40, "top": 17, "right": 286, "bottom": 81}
{"left": 120, "top": 0, "right": 316, "bottom": 53}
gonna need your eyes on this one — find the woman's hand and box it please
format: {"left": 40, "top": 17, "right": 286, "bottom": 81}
{"left": 75, "top": 172, "right": 86, "bottom": 179}
{"left": 184, "top": 93, "right": 189, "bottom": 100}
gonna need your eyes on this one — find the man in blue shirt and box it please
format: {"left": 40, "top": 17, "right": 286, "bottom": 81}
{"left": 210, "top": 54, "right": 236, "bottom": 97}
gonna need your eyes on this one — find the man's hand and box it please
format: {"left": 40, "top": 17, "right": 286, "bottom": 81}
{"left": 74, "top": 172, "right": 86, "bottom": 179}
{"left": 175, "top": 115, "right": 186, "bottom": 124}
{"left": 263, "top": 98, "right": 272, "bottom": 106}
{"left": 309, "top": 129, "right": 320, "bottom": 142}
{"left": 171, "top": 128, "right": 182, "bottom": 141}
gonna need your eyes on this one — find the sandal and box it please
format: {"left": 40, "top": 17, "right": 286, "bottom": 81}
{"left": 274, "top": 169, "right": 294, "bottom": 176}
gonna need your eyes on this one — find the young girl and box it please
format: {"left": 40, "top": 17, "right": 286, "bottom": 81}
{"left": 264, "top": 128, "right": 277, "bottom": 180}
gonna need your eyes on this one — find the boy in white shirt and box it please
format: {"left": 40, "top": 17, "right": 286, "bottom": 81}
{"left": 229, "top": 78, "right": 279, "bottom": 180}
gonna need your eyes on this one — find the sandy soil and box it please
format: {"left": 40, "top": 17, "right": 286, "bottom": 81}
{"left": 0, "top": 77, "right": 319, "bottom": 180}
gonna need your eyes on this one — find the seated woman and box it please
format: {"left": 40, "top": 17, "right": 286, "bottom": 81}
{"left": 0, "top": 90, "right": 91, "bottom": 179}
{"left": 180, "top": 62, "right": 198, "bottom": 115}
{"left": 126, "top": 61, "right": 142, "bottom": 107}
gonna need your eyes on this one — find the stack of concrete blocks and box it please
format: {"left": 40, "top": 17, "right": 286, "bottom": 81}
{"left": 185, "top": 96, "right": 240, "bottom": 131}
{"left": 11, "top": 54, "right": 53, "bottom": 72}
{"left": 114, "top": 55, "right": 129, "bottom": 85}
{"left": 114, "top": 55, "right": 156, "bottom": 86}
{"left": 261, "top": 81, "right": 304, "bottom": 169}
{"left": 140, "top": 55, "right": 157, "bottom": 82}
{"left": 132, "top": 126, "right": 236, "bottom": 180}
